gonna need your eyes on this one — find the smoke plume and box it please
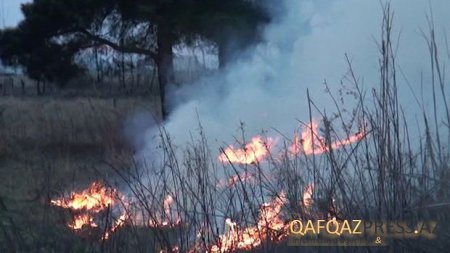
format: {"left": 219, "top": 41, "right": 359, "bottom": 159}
{"left": 135, "top": 0, "right": 450, "bottom": 163}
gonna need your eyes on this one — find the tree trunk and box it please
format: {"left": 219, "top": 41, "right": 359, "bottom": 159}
{"left": 121, "top": 52, "right": 126, "bottom": 91}
{"left": 36, "top": 80, "right": 41, "bottom": 95}
{"left": 156, "top": 21, "right": 175, "bottom": 120}
{"left": 21, "top": 79, "right": 25, "bottom": 95}
{"left": 217, "top": 39, "right": 232, "bottom": 69}
{"left": 218, "top": 43, "right": 226, "bottom": 69}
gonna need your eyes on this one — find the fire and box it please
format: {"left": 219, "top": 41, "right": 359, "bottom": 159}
{"left": 159, "top": 246, "right": 180, "bottom": 253}
{"left": 291, "top": 120, "right": 365, "bottom": 155}
{"left": 290, "top": 120, "right": 323, "bottom": 155}
{"left": 50, "top": 181, "right": 117, "bottom": 213}
{"left": 51, "top": 181, "right": 128, "bottom": 239}
{"left": 149, "top": 217, "right": 182, "bottom": 228}
{"left": 149, "top": 194, "right": 182, "bottom": 228}
{"left": 68, "top": 214, "right": 98, "bottom": 230}
{"left": 164, "top": 194, "right": 174, "bottom": 215}
{"left": 103, "top": 213, "right": 128, "bottom": 240}
{"left": 51, "top": 184, "right": 185, "bottom": 238}
{"left": 219, "top": 119, "right": 366, "bottom": 164}
{"left": 219, "top": 137, "right": 273, "bottom": 164}
{"left": 51, "top": 117, "right": 363, "bottom": 246}
{"left": 208, "top": 192, "right": 288, "bottom": 252}
{"left": 52, "top": 182, "right": 331, "bottom": 251}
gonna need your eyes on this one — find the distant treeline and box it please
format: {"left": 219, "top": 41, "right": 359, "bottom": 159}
{"left": 0, "top": 0, "right": 275, "bottom": 118}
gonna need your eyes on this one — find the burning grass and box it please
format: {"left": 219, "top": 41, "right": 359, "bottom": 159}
{"left": 218, "top": 137, "right": 274, "bottom": 165}
{"left": 48, "top": 114, "right": 360, "bottom": 251}
{"left": 50, "top": 181, "right": 127, "bottom": 235}
{"left": 48, "top": 9, "right": 450, "bottom": 251}
{"left": 0, "top": 96, "right": 158, "bottom": 252}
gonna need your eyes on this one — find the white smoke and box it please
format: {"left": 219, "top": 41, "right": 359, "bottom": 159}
{"left": 136, "top": 0, "right": 450, "bottom": 162}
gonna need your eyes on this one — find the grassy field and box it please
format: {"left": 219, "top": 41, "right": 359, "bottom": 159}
{"left": 0, "top": 95, "right": 160, "bottom": 191}
{"left": 1, "top": 92, "right": 449, "bottom": 252}
{"left": 0, "top": 96, "right": 161, "bottom": 252}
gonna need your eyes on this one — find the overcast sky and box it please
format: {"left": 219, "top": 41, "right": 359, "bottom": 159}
{"left": 0, "top": 0, "right": 30, "bottom": 28}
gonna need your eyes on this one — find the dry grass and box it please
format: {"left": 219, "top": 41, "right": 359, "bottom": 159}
{"left": 0, "top": 96, "right": 159, "bottom": 253}
{"left": 1, "top": 4, "right": 450, "bottom": 253}
{"left": 102, "top": 5, "right": 450, "bottom": 253}
{"left": 0, "top": 95, "right": 159, "bottom": 187}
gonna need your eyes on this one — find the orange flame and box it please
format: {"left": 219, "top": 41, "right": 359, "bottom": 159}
{"left": 291, "top": 120, "right": 365, "bottom": 155}
{"left": 52, "top": 118, "right": 362, "bottom": 245}
{"left": 53, "top": 182, "right": 327, "bottom": 251}
{"left": 219, "top": 137, "right": 273, "bottom": 164}
{"left": 50, "top": 181, "right": 117, "bottom": 213}
{"left": 219, "top": 119, "right": 365, "bottom": 164}
{"left": 148, "top": 194, "right": 182, "bottom": 228}
{"left": 51, "top": 181, "right": 128, "bottom": 239}
{"left": 163, "top": 195, "right": 174, "bottom": 216}
{"left": 159, "top": 246, "right": 180, "bottom": 253}
{"left": 68, "top": 214, "right": 98, "bottom": 230}
{"left": 208, "top": 192, "right": 287, "bottom": 252}
{"left": 103, "top": 213, "right": 128, "bottom": 240}
{"left": 52, "top": 184, "right": 184, "bottom": 238}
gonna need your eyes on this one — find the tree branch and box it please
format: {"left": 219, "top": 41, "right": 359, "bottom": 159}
{"left": 78, "top": 29, "right": 157, "bottom": 59}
